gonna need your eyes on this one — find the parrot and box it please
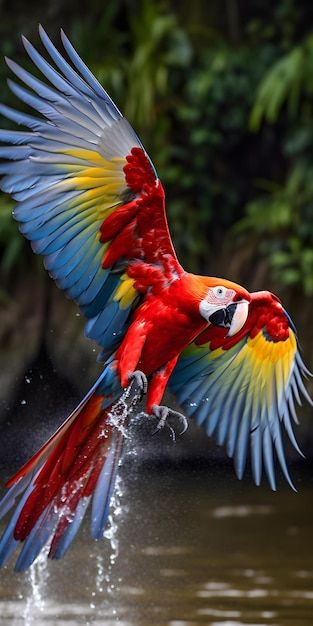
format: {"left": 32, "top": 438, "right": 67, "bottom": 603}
{"left": 0, "top": 26, "right": 311, "bottom": 572}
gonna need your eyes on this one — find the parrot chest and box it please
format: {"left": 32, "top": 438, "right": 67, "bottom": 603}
{"left": 136, "top": 295, "right": 204, "bottom": 374}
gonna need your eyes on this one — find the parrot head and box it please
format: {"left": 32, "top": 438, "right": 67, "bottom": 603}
{"left": 198, "top": 278, "right": 251, "bottom": 337}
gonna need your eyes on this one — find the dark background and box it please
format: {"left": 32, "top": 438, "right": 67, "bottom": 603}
{"left": 0, "top": 0, "right": 312, "bottom": 470}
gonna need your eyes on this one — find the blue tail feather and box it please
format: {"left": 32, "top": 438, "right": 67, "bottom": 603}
{"left": 52, "top": 497, "right": 91, "bottom": 560}
{"left": 91, "top": 430, "right": 123, "bottom": 539}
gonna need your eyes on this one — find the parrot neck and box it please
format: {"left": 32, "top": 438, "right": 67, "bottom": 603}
{"left": 168, "top": 272, "right": 213, "bottom": 319}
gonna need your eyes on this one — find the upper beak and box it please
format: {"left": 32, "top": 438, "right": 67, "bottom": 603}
{"left": 209, "top": 300, "right": 249, "bottom": 336}
{"left": 227, "top": 300, "right": 249, "bottom": 336}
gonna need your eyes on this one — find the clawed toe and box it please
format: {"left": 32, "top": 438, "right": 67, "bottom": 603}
{"left": 175, "top": 411, "right": 188, "bottom": 435}
{"left": 151, "top": 405, "right": 171, "bottom": 436}
{"left": 151, "top": 404, "right": 188, "bottom": 439}
{"left": 128, "top": 370, "right": 148, "bottom": 399}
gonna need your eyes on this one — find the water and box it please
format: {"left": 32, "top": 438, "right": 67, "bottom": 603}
{"left": 0, "top": 462, "right": 312, "bottom": 625}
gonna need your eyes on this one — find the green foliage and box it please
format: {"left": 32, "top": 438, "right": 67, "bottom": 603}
{"left": 237, "top": 163, "right": 313, "bottom": 294}
{"left": 250, "top": 33, "right": 313, "bottom": 129}
{"left": 126, "top": 1, "right": 192, "bottom": 127}
{"left": 242, "top": 9, "right": 313, "bottom": 295}
{"left": 162, "top": 42, "right": 274, "bottom": 270}
{"left": 0, "top": 0, "right": 312, "bottom": 296}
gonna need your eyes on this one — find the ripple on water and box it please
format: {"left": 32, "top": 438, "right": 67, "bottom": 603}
{"left": 160, "top": 568, "right": 187, "bottom": 577}
{"left": 201, "top": 581, "right": 231, "bottom": 589}
{"left": 197, "top": 608, "right": 241, "bottom": 617}
{"left": 210, "top": 620, "right": 279, "bottom": 626}
{"left": 169, "top": 622, "right": 200, "bottom": 626}
{"left": 120, "top": 585, "right": 145, "bottom": 596}
{"left": 211, "top": 504, "right": 275, "bottom": 518}
{"left": 294, "top": 570, "right": 313, "bottom": 578}
{"left": 0, "top": 600, "right": 133, "bottom": 619}
{"left": 197, "top": 587, "right": 270, "bottom": 598}
{"left": 142, "top": 545, "right": 191, "bottom": 556}
{"left": 0, "top": 467, "right": 313, "bottom": 625}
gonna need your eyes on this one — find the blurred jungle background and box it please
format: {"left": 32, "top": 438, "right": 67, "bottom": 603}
{"left": 0, "top": 0, "right": 312, "bottom": 468}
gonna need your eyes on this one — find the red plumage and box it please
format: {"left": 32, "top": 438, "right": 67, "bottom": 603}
{"left": 11, "top": 393, "right": 116, "bottom": 545}
{"left": 124, "top": 147, "right": 156, "bottom": 190}
{"left": 99, "top": 199, "right": 139, "bottom": 243}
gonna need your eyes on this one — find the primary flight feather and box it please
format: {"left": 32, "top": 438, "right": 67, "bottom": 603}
{"left": 0, "top": 27, "right": 311, "bottom": 571}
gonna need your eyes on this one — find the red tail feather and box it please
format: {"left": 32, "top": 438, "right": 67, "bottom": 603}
{"left": 0, "top": 373, "right": 144, "bottom": 570}
{"left": 12, "top": 392, "right": 116, "bottom": 541}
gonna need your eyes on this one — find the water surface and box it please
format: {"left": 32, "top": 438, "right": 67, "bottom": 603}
{"left": 0, "top": 461, "right": 312, "bottom": 626}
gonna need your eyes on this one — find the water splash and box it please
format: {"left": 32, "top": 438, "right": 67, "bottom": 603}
{"left": 17, "top": 382, "right": 143, "bottom": 624}
{"left": 95, "top": 552, "right": 105, "bottom": 594}
{"left": 89, "top": 474, "right": 125, "bottom": 623}
{"left": 104, "top": 474, "right": 123, "bottom": 570}
{"left": 91, "top": 474, "right": 122, "bottom": 601}
{"left": 106, "top": 382, "right": 141, "bottom": 439}
{"left": 23, "top": 544, "right": 50, "bottom": 625}
{"left": 92, "top": 387, "right": 142, "bottom": 621}
{"left": 93, "top": 383, "right": 140, "bottom": 600}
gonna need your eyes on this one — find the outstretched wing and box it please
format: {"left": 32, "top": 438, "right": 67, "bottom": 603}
{"left": 0, "top": 26, "right": 181, "bottom": 357}
{"left": 170, "top": 291, "right": 312, "bottom": 490}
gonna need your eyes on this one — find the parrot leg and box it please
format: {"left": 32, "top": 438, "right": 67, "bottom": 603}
{"left": 116, "top": 318, "right": 152, "bottom": 388}
{"left": 151, "top": 404, "right": 188, "bottom": 439}
{"left": 140, "top": 356, "right": 188, "bottom": 438}
{"left": 128, "top": 370, "right": 148, "bottom": 399}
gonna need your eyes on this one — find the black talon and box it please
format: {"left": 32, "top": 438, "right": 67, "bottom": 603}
{"left": 175, "top": 411, "right": 188, "bottom": 435}
{"left": 151, "top": 405, "right": 169, "bottom": 435}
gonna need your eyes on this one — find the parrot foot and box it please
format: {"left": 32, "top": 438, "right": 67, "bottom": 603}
{"left": 151, "top": 405, "right": 188, "bottom": 440}
{"left": 128, "top": 370, "right": 148, "bottom": 400}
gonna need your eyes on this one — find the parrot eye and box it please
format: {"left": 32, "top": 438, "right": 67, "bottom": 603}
{"left": 213, "top": 286, "right": 227, "bottom": 298}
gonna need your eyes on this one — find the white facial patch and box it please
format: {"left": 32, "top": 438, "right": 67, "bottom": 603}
{"left": 199, "top": 299, "right": 217, "bottom": 320}
{"left": 206, "top": 286, "right": 236, "bottom": 305}
{"left": 199, "top": 286, "right": 248, "bottom": 328}
{"left": 199, "top": 286, "right": 236, "bottom": 322}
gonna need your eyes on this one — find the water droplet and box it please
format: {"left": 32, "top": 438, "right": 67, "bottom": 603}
{"left": 23, "top": 545, "right": 50, "bottom": 625}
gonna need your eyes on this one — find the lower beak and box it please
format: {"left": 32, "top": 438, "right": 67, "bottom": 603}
{"left": 227, "top": 300, "right": 249, "bottom": 336}
{"left": 208, "top": 300, "right": 249, "bottom": 336}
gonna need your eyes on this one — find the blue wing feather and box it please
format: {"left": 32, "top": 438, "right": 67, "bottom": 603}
{"left": 251, "top": 425, "right": 262, "bottom": 486}
{"left": 60, "top": 29, "right": 122, "bottom": 118}
{"left": 0, "top": 28, "right": 146, "bottom": 358}
{"left": 263, "top": 428, "right": 276, "bottom": 491}
{"left": 169, "top": 316, "right": 310, "bottom": 491}
{"left": 38, "top": 26, "right": 97, "bottom": 99}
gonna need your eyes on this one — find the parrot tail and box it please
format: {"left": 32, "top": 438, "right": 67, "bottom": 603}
{"left": 0, "top": 373, "right": 140, "bottom": 572}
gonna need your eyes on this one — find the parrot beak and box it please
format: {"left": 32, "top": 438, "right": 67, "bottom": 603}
{"left": 208, "top": 300, "right": 249, "bottom": 336}
{"left": 227, "top": 300, "right": 249, "bottom": 336}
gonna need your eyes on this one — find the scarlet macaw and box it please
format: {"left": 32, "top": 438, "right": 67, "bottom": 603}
{"left": 0, "top": 27, "right": 311, "bottom": 571}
